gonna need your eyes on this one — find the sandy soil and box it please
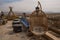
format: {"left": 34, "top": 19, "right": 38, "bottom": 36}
{"left": 0, "top": 21, "right": 60, "bottom": 40}
{"left": 0, "top": 21, "right": 30, "bottom": 40}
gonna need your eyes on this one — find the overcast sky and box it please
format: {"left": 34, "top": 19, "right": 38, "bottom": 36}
{"left": 0, "top": 0, "right": 60, "bottom": 13}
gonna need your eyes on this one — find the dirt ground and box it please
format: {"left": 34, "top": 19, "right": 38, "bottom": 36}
{"left": 0, "top": 21, "right": 60, "bottom": 40}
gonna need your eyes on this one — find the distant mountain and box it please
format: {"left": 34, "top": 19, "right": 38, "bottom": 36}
{"left": 0, "top": 11, "right": 60, "bottom": 16}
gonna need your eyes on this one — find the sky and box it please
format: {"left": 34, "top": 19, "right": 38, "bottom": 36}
{"left": 0, "top": 0, "right": 60, "bottom": 13}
